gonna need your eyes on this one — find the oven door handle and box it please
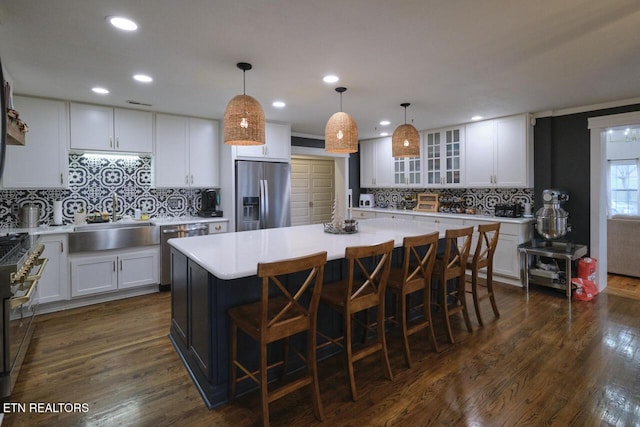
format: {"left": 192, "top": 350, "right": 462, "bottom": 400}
{"left": 10, "top": 257, "right": 48, "bottom": 310}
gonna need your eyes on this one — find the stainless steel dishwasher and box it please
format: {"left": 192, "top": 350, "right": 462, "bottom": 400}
{"left": 160, "top": 223, "right": 210, "bottom": 289}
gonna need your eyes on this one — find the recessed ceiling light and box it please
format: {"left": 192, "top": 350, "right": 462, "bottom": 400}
{"left": 272, "top": 101, "right": 286, "bottom": 108}
{"left": 92, "top": 87, "right": 109, "bottom": 94}
{"left": 379, "top": 120, "right": 390, "bottom": 126}
{"left": 108, "top": 16, "right": 138, "bottom": 31}
{"left": 380, "top": 132, "right": 389, "bottom": 137}
{"left": 323, "top": 75, "right": 339, "bottom": 83}
{"left": 471, "top": 115, "right": 483, "bottom": 121}
{"left": 133, "top": 74, "right": 153, "bottom": 83}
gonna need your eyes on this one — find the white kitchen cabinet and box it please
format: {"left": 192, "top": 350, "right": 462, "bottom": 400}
{"left": 464, "top": 220, "right": 532, "bottom": 280}
{"left": 118, "top": 248, "right": 160, "bottom": 289}
{"left": 3, "top": 96, "right": 68, "bottom": 189}
{"left": 154, "top": 114, "right": 220, "bottom": 188}
{"left": 393, "top": 156, "right": 422, "bottom": 187}
{"left": 36, "top": 234, "right": 69, "bottom": 304}
{"left": 352, "top": 209, "right": 376, "bottom": 220}
{"left": 412, "top": 215, "right": 465, "bottom": 226}
{"left": 208, "top": 221, "right": 229, "bottom": 234}
{"left": 233, "top": 122, "right": 291, "bottom": 161}
{"left": 70, "top": 253, "right": 118, "bottom": 297}
{"left": 69, "top": 103, "right": 153, "bottom": 153}
{"left": 465, "top": 114, "right": 532, "bottom": 187}
{"left": 70, "top": 246, "right": 159, "bottom": 297}
{"left": 359, "top": 137, "right": 394, "bottom": 187}
{"left": 423, "top": 127, "right": 465, "bottom": 188}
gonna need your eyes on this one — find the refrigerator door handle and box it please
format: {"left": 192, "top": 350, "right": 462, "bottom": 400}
{"left": 263, "top": 179, "right": 269, "bottom": 227}
{"left": 259, "top": 179, "right": 266, "bottom": 229}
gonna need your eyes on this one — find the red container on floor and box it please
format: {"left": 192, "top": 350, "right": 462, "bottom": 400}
{"left": 578, "top": 257, "right": 597, "bottom": 282}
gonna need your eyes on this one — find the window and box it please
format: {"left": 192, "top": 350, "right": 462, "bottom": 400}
{"left": 609, "top": 159, "right": 639, "bottom": 215}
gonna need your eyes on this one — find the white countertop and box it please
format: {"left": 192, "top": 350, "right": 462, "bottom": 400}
{"left": 168, "top": 217, "right": 466, "bottom": 280}
{"left": 9, "top": 216, "right": 229, "bottom": 235}
{"left": 352, "top": 207, "right": 534, "bottom": 224}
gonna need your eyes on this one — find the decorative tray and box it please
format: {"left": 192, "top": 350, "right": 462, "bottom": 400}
{"left": 324, "top": 220, "right": 358, "bottom": 234}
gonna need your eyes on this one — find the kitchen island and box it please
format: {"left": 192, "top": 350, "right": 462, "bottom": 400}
{"left": 167, "top": 218, "right": 464, "bottom": 408}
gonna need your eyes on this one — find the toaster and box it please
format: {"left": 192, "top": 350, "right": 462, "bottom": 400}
{"left": 494, "top": 204, "right": 522, "bottom": 218}
{"left": 359, "top": 194, "right": 375, "bottom": 207}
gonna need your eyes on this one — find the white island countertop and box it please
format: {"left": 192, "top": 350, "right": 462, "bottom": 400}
{"left": 168, "top": 217, "right": 467, "bottom": 280}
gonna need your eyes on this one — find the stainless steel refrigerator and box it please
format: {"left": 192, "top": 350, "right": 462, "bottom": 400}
{"left": 236, "top": 160, "right": 291, "bottom": 231}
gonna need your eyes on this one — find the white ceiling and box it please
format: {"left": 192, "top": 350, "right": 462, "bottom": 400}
{"left": 0, "top": 0, "right": 639, "bottom": 140}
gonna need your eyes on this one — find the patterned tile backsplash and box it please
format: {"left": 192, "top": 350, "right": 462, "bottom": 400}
{"left": 365, "top": 187, "right": 535, "bottom": 215}
{"left": 1, "top": 153, "right": 533, "bottom": 227}
{"left": 0, "top": 153, "right": 210, "bottom": 227}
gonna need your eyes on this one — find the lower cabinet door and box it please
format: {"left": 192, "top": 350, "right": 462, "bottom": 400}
{"left": 118, "top": 247, "right": 160, "bottom": 289}
{"left": 493, "top": 233, "right": 519, "bottom": 278}
{"left": 37, "top": 234, "right": 69, "bottom": 304}
{"left": 171, "top": 249, "right": 189, "bottom": 347}
{"left": 70, "top": 254, "right": 119, "bottom": 297}
{"left": 188, "top": 260, "right": 212, "bottom": 380}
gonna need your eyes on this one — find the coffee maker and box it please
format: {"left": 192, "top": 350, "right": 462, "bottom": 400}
{"left": 198, "top": 189, "right": 223, "bottom": 217}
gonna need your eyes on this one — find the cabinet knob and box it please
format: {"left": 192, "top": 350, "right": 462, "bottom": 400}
{"left": 109, "top": 137, "right": 113, "bottom": 148}
{"left": 215, "top": 225, "right": 221, "bottom": 230}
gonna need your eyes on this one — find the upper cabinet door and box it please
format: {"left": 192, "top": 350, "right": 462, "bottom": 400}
{"left": 360, "top": 139, "right": 376, "bottom": 187}
{"left": 114, "top": 108, "right": 153, "bottom": 153}
{"left": 465, "top": 114, "right": 532, "bottom": 188}
{"left": 358, "top": 137, "right": 394, "bottom": 188}
{"left": 70, "top": 103, "right": 113, "bottom": 151}
{"left": 154, "top": 114, "right": 189, "bottom": 188}
{"left": 2, "top": 96, "right": 68, "bottom": 189}
{"left": 423, "top": 127, "right": 465, "bottom": 188}
{"left": 233, "top": 122, "right": 291, "bottom": 161}
{"left": 465, "top": 120, "right": 496, "bottom": 187}
{"left": 70, "top": 103, "right": 153, "bottom": 153}
{"left": 189, "top": 118, "right": 219, "bottom": 188}
{"left": 495, "top": 115, "right": 529, "bottom": 187}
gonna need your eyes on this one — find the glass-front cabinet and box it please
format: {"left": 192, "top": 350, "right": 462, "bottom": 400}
{"left": 394, "top": 156, "right": 421, "bottom": 186}
{"left": 424, "top": 127, "right": 464, "bottom": 187}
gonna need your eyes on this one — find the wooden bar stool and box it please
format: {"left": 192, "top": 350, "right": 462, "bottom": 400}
{"left": 228, "top": 251, "right": 327, "bottom": 427}
{"left": 318, "top": 240, "right": 394, "bottom": 401}
{"left": 387, "top": 232, "right": 440, "bottom": 368}
{"left": 466, "top": 222, "right": 501, "bottom": 326}
{"left": 432, "top": 226, "right": 474, "bottom": 344}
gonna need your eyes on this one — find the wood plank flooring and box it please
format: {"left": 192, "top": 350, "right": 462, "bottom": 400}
{"left": 3, "top": 281, "right": 640, "bottom": 426}
{"left": 606, "top": 273, "right": 640, "bottom": 300}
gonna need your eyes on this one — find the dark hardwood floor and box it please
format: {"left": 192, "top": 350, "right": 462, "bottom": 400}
{"left": 3, "top": 279, "right": 640, "bottom": 426}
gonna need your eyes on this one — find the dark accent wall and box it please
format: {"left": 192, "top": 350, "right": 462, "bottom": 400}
{"left": 534, "top": 103, "right": 640, "bottom": 246}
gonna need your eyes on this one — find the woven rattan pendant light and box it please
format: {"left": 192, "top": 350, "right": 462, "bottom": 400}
{"left": 325, "top": 87, "right": 358, "bottom": 153}
{"left": 224, "top": 62, "right": 265, "bottom": 146}
{"left": 392, "top": 103, "right": 420, "bottom": 157}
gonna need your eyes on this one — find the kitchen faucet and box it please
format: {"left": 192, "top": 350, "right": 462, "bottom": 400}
{"left": 112, "top": 193, "right": 117, "bottom": 223}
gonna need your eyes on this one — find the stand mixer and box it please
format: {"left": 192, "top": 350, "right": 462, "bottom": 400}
{"left": 535, "top": 189, "right": 570, "bottom": 240}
